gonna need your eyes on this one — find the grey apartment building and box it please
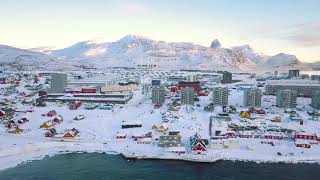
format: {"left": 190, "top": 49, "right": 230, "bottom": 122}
{"left": 212, "top": 87, "right": 228, "bottom": 106}
{"left": 152, "top": 86, "right": 166, "bottom": 104}
{"left": 181, "top": 87, "right": 196, "bottom": 105}
{"left": 50, "top": 73, "right": 67, "bottom": 93}
{"left": 243, "top": 88, "right": 262, "bottom": 108}
{"left": 276, "top": 89, "right": 297, "bottom": 108}
{"left": 311, "top": 90, "right": 320, "bottom": 109}
{"left": 265, "top": 80, "right": 320, "bottom": 97}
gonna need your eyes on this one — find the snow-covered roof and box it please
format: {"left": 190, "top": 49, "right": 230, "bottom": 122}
{"left": 122, "top": 121, "right": 142, "bottom": 125}
{"left": 266, "top": 80, "right": 320, "bottom": 87}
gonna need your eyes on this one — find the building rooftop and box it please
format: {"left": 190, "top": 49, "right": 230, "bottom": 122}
{"left": 266, "top": 80, "right": 320, "bottom": 86}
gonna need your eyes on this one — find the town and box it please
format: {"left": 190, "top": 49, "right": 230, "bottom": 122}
{"left": 1, "top": 68, "right": 320, "bottom": 168}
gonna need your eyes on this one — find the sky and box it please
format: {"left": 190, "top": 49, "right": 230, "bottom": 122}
{"left": 0, "top": 0, "right": 319, "bottom": 62}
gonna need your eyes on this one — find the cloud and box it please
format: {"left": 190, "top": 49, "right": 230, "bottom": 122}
{"left": 117, "top": 0, "right": 148, "bottom": 16}
{"left": 284, "top": 22, "right": 320, "bottom": 47}
{"left": 252, "top": 21, "right": 320, "bottom": 47}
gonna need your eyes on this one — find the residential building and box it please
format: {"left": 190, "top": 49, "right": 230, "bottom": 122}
{"left": 212, "top": 87, "right": 228, "bottom": 106}
{"left": 186, "top": 75, "right": 197, "bottom": 82}
{"left": 152, "top": 86, "right": 166, "bottom": 104}
{"left": 142, "top": 84, "right": 152, "bottom": 95}
{"left": 276, "top": 89, "right": 297, "bottom": 108}
{"left": 289, "top": 70, "right": 300, "bottom": 78}
{"left": 311, "top": 90, "right": 320, "bottom": 109}
{"left": 243, "top": 88, "right": 262, "bottom": 108}
{"left": 177, "top": 81, "right": 201, "bottom": 93}
{"left": 50, "top": 73, "right": 67, "bottom": 93}
{"left": 181, "top": 87, "right": 196, "bottom": 105}
{"left": 265, "top": 80, "right": 320, "bottom": 97}
{"left": 151, "top": 79, "right": 161, "bottom": 86}
{"left": 158, "top": 131, "right": 184, "bottom": 148}
{"left": 311, "top": 75, "right": 320, "bottom": 81}
{"left": 223, "top": 71, "right": 232, "bottom": 81}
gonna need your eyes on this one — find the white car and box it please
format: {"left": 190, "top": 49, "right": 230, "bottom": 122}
{"left": 74, "top": 114, "right": 85, "bottom": 121}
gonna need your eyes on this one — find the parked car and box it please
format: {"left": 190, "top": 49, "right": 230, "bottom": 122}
{"left": 74, "top": 114, "right": 85, "bottom": 121}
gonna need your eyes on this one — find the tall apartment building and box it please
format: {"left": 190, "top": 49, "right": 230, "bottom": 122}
{"left": 50, "top": 73, "right": 67, "bottom": 93}
{"left": 181, "top": 87, "right": 196, "bottom": 105}
{"left": 212, "top": 87, "right": 228, "bottom": 106}
{"left": 311, "top": 90, "right": 320, "bottom": 109}
{"left": 243, "top": 88, "right": 262, "bottom": 108}
{"left": 152, "top": 86, "right": 166, "bottom": 104}
{"left": 142, "top": 83, "right": 152, "bottom": 97}
{"left": 276, "top": 89, "right": 297, "bottom": 108}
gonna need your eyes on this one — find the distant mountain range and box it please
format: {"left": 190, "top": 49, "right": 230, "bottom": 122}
{"left": 0, "top": 35, "right": 317, "bottom": 71}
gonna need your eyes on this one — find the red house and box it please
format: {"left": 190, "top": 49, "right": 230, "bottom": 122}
{"left": 69, "top": 101, "right": 82, "bottom": 110}
{"left": 82, "top": 88, "right": 96, "bottom": 93}
{"left": 190, "top": 133, "right": 207, "bottom": 155}
{"left": 294, "top": 132, "right": 317, "bottom": 141}
{"left": 177, "top": 81, "right": 201, "bottom": 93}
{"left": 170, "top": 87, "right": 177, "bottom": 93}
{"left": 45, "top": 128, "right": 57, "bottom": 137}
{"left": 295, "top": 139, "right": 311, "bottom": 148}
{"left": 116, "top": 132, "right": 127, "bottom": 139}
{"left": 47, "top": 110, "right": 57, "bottom": 117}
{"left": 53, "top": 115, "right": 63, "bottom": 123}
{"left": 0, "top": 110, "right": 5, "bottom": 117}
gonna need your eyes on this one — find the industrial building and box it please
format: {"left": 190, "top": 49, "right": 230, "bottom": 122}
{"left": 311, "top": 90, "right": 320, "bottom": 109}
{"left": 181, "top": 87, "right": 196, "bottom": 105}
{"left": 50, "top": 73, "right": 67, "bottom": 93}
{"left": 276, "top": 89, "right": 297, "bottom": 108}
{"left": 212, "top": 87, "right": 228, "bottom": 106}
{"left": 243, "top": 88, "right": 262, "bottom": 108}
{"left": 265, "top": 80, "right": 320, "bottom": 97}
{"left": 152, "top": 86, "right": 166, "bottom": 104}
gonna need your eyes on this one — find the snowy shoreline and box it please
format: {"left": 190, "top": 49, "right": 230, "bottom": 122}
{"left": 1, "top": 141, "right": 320, "bottom": 171}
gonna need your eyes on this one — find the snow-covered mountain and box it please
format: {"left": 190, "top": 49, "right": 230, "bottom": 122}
{"left": 38, "top": 35, "right": 257, "bottom": 71}
{"left": 0, "top": 44, "right": 78, "bottom": 71}
{"left": 2, "top": 35, "right": 309, "bottom": 71}
{"left": 232, "top": 45, "right": 303, "bottom": 70}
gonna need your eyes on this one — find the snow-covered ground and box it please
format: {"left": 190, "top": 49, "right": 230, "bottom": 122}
{"left": 1, "top": 71, "right": 320, "bottom": 171}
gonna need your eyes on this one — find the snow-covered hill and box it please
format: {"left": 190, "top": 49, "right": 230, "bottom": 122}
{"left": 0, "top": 45, "right": 78, "bottom": 71}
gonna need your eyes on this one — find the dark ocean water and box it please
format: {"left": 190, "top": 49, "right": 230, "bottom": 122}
{"left": 0, "top": 153, "right": 319, "bottom": 180}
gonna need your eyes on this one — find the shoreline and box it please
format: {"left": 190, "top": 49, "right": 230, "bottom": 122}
{"left": 1, "top": 143, "right": 320, "bottom": 171}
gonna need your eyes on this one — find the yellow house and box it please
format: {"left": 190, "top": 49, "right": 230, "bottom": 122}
{"left": 157, "top": 123, "right": 168, "bottom": 132}
{"left": 7, "top": 127, "right": 24, "bottom": 134}
{"left": 274, "top": 116, "right": 282, "bottom": 122}
{"left": 240, "top": 111, "right": 251, "bottom": 119}
{"left": 40, "top": 122, "right": 55, "bottom": 129}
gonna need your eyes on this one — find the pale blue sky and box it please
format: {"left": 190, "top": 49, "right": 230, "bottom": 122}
{"left": 0, "top": 0, "right": 319, "bottom": 62}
